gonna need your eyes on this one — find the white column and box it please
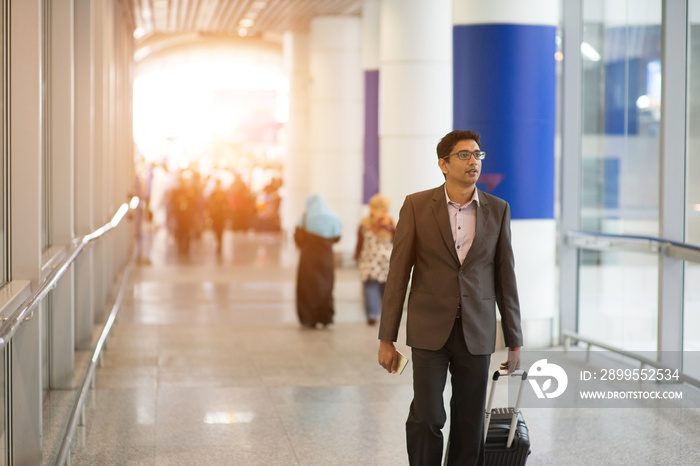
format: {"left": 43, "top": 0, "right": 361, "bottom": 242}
{"left": 74, "top": 0, "right": 95, "bottom": 349}
{"left": 50, "top": 0, "right": 76, "bottom": 390}
{"left": 379, "top": 0, "right": 452, "bottom": 218}
{"left": 10, "top": 0, "right": 43, "bottom": 462}
{"left": 116, "top": 4, "right": 135, "bottom": 265}
{"left": 92, "top": 0, "right": 106, "bottom": 319}
{"left": 309, "top": 16, "right": 363, "bottom": 256}
{"left": 282, "top": 32, "right": 310, "bottom": 234}
{"left": 100, "top": 0, "right": 115, "bottom": 304}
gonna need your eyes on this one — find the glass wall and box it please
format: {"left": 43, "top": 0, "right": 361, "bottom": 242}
{"left": 577, "top": 0, "right": 662, "bottom": 351}
{"left": 685, "top": 0, "right": 700, "bottom": 381}
{"left": 578, "top": 250, "right": 658, "bottom": 350}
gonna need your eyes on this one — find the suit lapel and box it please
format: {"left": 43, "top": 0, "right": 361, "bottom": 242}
{"left": 431, "top": 186, "right": 460, "bottom": 265}
{"left": 461, "top": 191, "right": 490, "bottom": 269}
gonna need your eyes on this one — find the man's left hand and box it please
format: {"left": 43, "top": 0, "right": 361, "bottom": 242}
{"left": 500, "top": 346, "right": 521, "bottom": 374}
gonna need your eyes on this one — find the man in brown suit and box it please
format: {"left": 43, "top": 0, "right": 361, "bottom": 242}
{"left": 378, "top": 129, "right": 523, "bottom": 466}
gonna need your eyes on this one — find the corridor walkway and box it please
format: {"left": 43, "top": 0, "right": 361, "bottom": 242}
{"left": 59, "top": 229, "right": 700, "bottom": 465}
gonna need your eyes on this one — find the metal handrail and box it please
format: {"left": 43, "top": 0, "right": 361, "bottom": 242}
{"left": 55, "top": 252, "right": 135, "bottom": 466}
{"left": 561, "top": 330, "right": 700, "bottom": 388}
{"left": 0, "top": 196, "right": 139, "bottom": 348}
{"left": 567, "top": 230, "right": 700, "bottom": 263}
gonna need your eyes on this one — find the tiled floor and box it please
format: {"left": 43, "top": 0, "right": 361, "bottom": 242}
{"left": 49, "top": 229, "right": 700, "bottom": 465}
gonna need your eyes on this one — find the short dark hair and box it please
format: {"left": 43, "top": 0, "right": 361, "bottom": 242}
{"left": 436, "top": 130, "right": 481, "bottom": 159}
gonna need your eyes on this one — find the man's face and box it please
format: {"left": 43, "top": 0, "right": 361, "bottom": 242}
{"left": 438, "top": 139, "right": 482, "bottom": 187}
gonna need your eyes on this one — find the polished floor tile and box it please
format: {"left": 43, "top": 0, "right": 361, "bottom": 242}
{"left": 50, "top": 230, "right": 700, "bottom": 466}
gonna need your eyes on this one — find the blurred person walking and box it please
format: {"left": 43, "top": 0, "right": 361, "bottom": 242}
{"left": 294, "top": 194, "right": 342, "bottom": 328}
{"left": 354, "top": 194, "right": 395, "bottom": 326}
{"left": 206, "top": 178, "right": 230, "bottom": 255}
{"left": 230, "top": 173, "right": 255, "bottom": 231}
{"left": 167, "top": 173, "right": 197, "bottom": 256}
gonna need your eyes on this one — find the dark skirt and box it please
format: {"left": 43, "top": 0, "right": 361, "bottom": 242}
{"left": 296, "top": 232, "right": 338, "bottom": 327}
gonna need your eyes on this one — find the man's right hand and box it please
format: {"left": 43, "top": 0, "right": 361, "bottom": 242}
{"left": 378, "top": 339, "right": 398, "bottom": 373}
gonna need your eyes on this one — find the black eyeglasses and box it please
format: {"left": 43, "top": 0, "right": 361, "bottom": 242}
{"left": 441, "top": 150, "right": 486, "bottom": 161}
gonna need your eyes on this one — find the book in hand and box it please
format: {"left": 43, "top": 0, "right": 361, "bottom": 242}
{"left": 396, "top": 351, "right": 409, "bottom": 375}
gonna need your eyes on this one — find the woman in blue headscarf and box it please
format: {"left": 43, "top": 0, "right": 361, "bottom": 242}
{"left": 294, "top": 194, "right": 342, "bottom": 328}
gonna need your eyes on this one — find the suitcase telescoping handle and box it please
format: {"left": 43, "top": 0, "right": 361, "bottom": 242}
{"left": 483, "top": 369, "right": 528, "bottom": 449}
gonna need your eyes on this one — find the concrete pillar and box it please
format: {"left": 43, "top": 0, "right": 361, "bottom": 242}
{"left": 74, "top": 0, "right": 95, "bottom": 350}
{"left": 379, "top": 0, "right": 452, "bottom": 218}
{"left": 282, "top": 32, "right": 311, "bottom": 234}
{"left": 362, "top": 0, "right": 380, "bottom": 203}
{"left": 453, "top": 0, "right": 559, "bottom": 348}
{"left": 309, "top": 16, "right": 363, "bottom": 256}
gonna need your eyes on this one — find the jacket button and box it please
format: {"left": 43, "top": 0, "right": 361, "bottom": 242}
{"left": 454, "top": 292, "right": 460, "bottom": 298}
{"left": 458, "top": 270, "right": 464, "bottom": 276}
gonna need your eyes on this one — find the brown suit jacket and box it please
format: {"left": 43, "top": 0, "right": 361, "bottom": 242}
{"left": 378, "top": 185, "right": 523, "bottom": 355}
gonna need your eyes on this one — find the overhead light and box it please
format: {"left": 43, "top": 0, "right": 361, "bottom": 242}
{"left": 252, "top": 1, "right": 267, "bottom": 8}
{"left": 133, "top": 27, "right": 146, "bottom": 39}
{"left": 238, "top": 27, "right": 249, "bottom": 37}
{"left": 580, "top": 42, "right": 601, "bottom": 62}
{"left": 240, "top": 19, "right": 255, "bottom": 28}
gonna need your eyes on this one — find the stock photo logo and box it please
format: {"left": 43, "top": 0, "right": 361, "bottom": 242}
{"left": 528, "top": 359, "right": 569, "bottom": 399}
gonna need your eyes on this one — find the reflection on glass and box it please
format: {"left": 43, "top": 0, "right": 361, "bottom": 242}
{"left": 580, "top": 0, "right": 662, "bottom": 236}
{"left": 578, "top": 250, "right": 658, "bottom": 352}
{"left": 684, "top": 0, "right": 700, "bottom": 380}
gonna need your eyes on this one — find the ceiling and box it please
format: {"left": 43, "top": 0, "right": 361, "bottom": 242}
{"left": 131, "top": 0, "right": 363, "bottom": 42}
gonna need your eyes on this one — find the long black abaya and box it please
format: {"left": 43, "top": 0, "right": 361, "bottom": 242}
{"left": 296, "top": 231, "right": 339, "bottom": 327}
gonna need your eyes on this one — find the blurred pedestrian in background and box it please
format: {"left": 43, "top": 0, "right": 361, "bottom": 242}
{"left": 294, "top": 194, "right": 342, "bottom": 329}
{"left": 354, "top": 194, "right": 395, "bottom": 326}
{"left": 206, "top": 178, "right": 230, "bottom": 255}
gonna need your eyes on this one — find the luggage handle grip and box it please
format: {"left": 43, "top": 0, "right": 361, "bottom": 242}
{"left": 484, "top": 369, "right": 528, "bottom": 449}
{"left": 492, "top": 369, "right": 528, "bottom": 381}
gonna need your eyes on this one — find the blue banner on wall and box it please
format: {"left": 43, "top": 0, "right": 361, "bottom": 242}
{"left": 453, "top": 24, "right": 556, "bottom": 220}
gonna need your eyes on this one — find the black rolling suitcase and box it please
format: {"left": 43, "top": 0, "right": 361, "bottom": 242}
{"left": 443, "top": 370, "right": 531, "bottom": 466}
{"left": 483, "top": 370, "right": 531, "bottom": 466}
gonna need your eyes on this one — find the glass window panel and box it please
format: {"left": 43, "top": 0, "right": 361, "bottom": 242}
{"left": 684, "top": 0, "right": 700, "bottom": 380}
{"left": 578, "top": 0, "right": 662, "bottom": 353}
{"left": 580, "top": 0, "right": 662, "bottom": 236}
{"left": 578, "top": 250, "right": 658, "bottom": 351}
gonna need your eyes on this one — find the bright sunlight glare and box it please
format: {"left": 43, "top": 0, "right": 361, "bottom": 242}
{"left": 134, "top": 58, "right": 289, "bottom": 167}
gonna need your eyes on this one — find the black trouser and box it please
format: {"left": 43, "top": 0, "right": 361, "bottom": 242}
{"left": 407, "top": 318, "right": 490, "bottom": 466}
